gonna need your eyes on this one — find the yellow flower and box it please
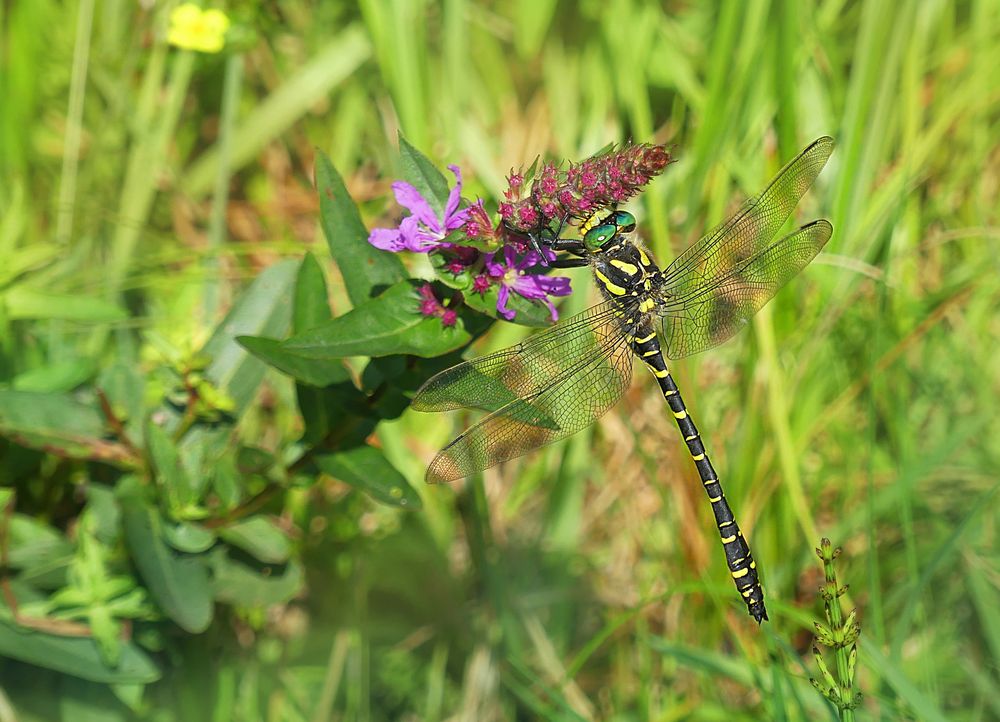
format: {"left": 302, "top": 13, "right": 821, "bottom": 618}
{"left": 167, "top": 3, "right": 230, "bottom": 53}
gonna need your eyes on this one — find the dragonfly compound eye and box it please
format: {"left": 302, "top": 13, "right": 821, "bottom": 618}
{"left": 611, "top": 210, "right": 636, "bottom": 233}
{"left": 584, "top": 223, "right": 618, "bottom": 251}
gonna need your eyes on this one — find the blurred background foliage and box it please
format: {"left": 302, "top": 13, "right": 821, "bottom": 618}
{"left": 0, "top": 0, "right": 998, "bottom": 720}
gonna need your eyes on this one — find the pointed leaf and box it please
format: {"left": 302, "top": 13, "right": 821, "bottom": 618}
{"left": 12, "top": 358, "right": 97, "bottom": 393}
{"left": 0, "top": 619, "right": 160, "bottom": 684}
{"left": 0, "top": 390, "right": 132, "bottom": 462}
{"left": 120, "top": 498, "right": 213, "bottom": 633}
{"left": 7, "top": 514, "right": 74, "bottom": 569}
{"left": 0, "top": 390, "right": 103, "bottom": 438}
{"left": 316, "top": 445, "right": 421, "bottom": 509}
{"left": 146, "top": 422, "right": 196, "bottom": 511}
{"left": 294, "top": 252, "right": 332, "bottom": 331}
{"left": 238, "top": 335, "right": 350, "bottom": 386}
{"left": 219, "top": 516, "right": 290, "bottom": 564}
{"left": 317, "top": 151, "right": 405, "bottom": 304}
{"left": 4, "top": 287, "right": 126, "bottom": 322}
{"left": 199, "top": 260, "right": 298, "bottom": 415}
{"left": 209, "top": 550, "right": 304, "bottom": 607}
{"left": 398, "top": 133, "right": 450, "bottom": 215}
{"left": 282, "top": 280, "right": 471, "bottom": 359}
{"left": 289, "top": 251, "right": 359, "bottom": 442}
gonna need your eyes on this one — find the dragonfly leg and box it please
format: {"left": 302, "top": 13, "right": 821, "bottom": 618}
{"left": 549, "top": 238, "right": 587, "bottom": 255}
{"left": 630, "top": 330, "right": 768, "bottom": 623}
{"left": 548, "top": 257, "right": 589, "bottom": 269}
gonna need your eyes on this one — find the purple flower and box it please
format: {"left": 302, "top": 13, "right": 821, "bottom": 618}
{"left": 500, "top": 143, "right": 673, "bottom": 234}
{"left": 485, "top": 246, "right": 572, "bottom": 322}
{"left": 471, "top": 274, "right": 491, "bottom": 294}
{"left": 369, "top": 165, "right": 471, "bottom": 253}
{"left": 416, "top": 283, "right": 458, "bottom": 327}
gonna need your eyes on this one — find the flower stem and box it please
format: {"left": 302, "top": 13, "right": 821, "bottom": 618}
{"left": 811, "top": 538, "right": 862, "bottom": 720}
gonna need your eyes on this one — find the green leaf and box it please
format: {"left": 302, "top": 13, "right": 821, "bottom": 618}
{"left": 0, "top": 390, "right": 103, "bottom": 438}
{"left": 316, "top": 445, "right": 421, "bottom": 509}
{"left": 0, "top": 242, "right": 60, "bottom": 286}
{"left": 0, "top": 619, "right": 160, "bottom": 684}
{"left": 85, "top": 485, "right": 121, "bottom": 545}
{"left": 316, "top": 151, "right": 406, "bottom": 304}
{"left": 12, "top": 358, "right": 97, "bottom": 393}
{"left": 294, "top": 252, "right": 332, "bottom": 331}
{"left": 236, "top": 445, "right": 275, "bottom": 474}
{"left": 199, "top": 260, "right": 298, "bottom": 416}
{"left": 362, "top": 352, "right": 475, "bottom": 422}
{"left": 162, "top": 521, "right": 216, "bottom": 554}
{"left": 218, "top": 516, "right": 290, "bottom": 564}
{"left": 285, "top": 253, "right": 362, "bottom": 445}
{"left": 60, "top": 675, "right": 130, "bottom": 722}
{"left": 3, "top": 287, "right": 127, "bottom": 322}
{"left": 210, "top": 550, "right": 304, "bottom": 607}
{"left": 7, "top": 514, "right": 73, "bottom": 570}
{"left": 96, "top": 363, "right": 145, "bottom": 444}
{"left": 398, "top": 133, "right": 450, "bottom": 215}
{"left": 0, "top": 390, "right": 126, "bottom": 461}
{"left": 288, "top": 251, "right": 361, "bottom": 445}
{"left": 462, "top": 281, "right": 557, "bottom": 328}
{"left": 237, "top": 335, "right": 350, "bottom": 387}
{"left": 296, "top": 381, "right": 377, "bottom": 446}
{"left": 120, "top": 498, "right": 213, "bottom": 633}
{"left": 282, "top": 280, "right": 471, "bottom": 359}
{"left": 212, "top": 454, "right": 242, "bottom": 510}
{"left": 146, "top": 422, "right": 196, "bottom": 511}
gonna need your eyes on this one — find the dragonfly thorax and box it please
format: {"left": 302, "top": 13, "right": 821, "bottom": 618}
{"left": 591, "top": 235, "right": 661, "bottom": 310}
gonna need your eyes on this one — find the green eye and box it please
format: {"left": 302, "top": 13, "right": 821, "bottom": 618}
{"left": 584, "top": 224, "right": 617, "bottom": 250}
{"left": 612, "top": 211, "right": 636, "bottom": 232}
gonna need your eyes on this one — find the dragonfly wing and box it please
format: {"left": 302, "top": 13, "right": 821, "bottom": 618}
{"left": 423, "top": 308, "right": 638, "bottom": 483}
{"left": 412, "top": 300, "right": 627, "bottom": 413}
{"left": 657, "top": 219, "right": 833, "bottom": 358}
{"left": 659, "top": 136, "right": 833, "bottom": 292}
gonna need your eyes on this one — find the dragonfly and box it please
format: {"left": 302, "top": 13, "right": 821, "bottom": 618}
{"left": 412, "top": 137, "right": 834, "bottom": 622}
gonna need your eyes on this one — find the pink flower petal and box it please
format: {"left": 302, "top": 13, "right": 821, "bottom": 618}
{"left": 444, "top": 206, "right": 472, "bottom": 232}
{"left": 509, "top": 275, "right": 548, "bottom": 301}
{"left": 368, "top": 226, "right": 405, "bottom": 251}
{"left": 496, "top": 285, "right": 515, "bottom": 320}
{"left": 443, "top": 165, "right": 463, "bottom": 221}
{"left": 392, "top": 181, "right": 439, "bottom": 230}
{"left": 398, "top": 216, "right": 446, "bottom": 253}
{"left": 535, "top": 275, "right": 572, "bottom": 297}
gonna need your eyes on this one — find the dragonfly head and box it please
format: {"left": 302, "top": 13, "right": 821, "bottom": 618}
{"left": 582, "top": 210, "right": 636, "bottom": 251}
{"left": 608, "top": 210, "right": 636, "bottom": 233}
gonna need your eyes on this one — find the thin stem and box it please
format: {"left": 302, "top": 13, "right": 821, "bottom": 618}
{"left": 55, "top": 0, "right": 95, "bottom": 245}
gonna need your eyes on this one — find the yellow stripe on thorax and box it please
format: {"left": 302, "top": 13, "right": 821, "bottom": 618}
{"left": 580, "top": 212, "right": 603, "bottom": 236}
{"left": 609, "top": 259, "right": 638, "bottom": 275}
{"left": 594, "top": 270, "right": 626, "bottom": 296}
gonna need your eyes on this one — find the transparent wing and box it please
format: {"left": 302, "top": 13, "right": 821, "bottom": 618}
{"left": 658, "top": 137, "right": 833, "bottom": 291}
{"left": 413, "top": 300, "right": 629, "bottom": 414}
{"left": 657, "top": 220, "right": 832, "bottom": 358}
{"left": 419, "top": 308, "right": 639, "bottom": 483}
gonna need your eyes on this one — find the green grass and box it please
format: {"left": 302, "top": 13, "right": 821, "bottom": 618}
{"left": 1, "top": 0, "right": 999, "bottom": 720}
